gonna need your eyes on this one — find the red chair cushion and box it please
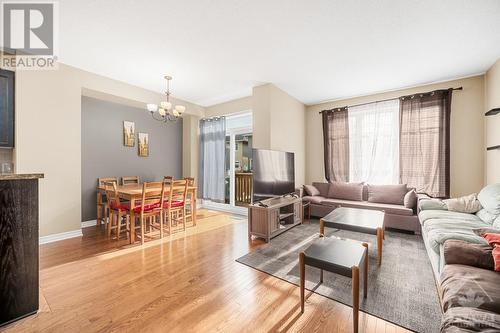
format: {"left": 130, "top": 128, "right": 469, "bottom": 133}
{"left": 163, "top": 201, "right": 185, "bottom": 209}
{"left": 133, "top": 202, "right": 161, "bottom": 213}
{"left": 110, "top": 202, "right": 161, "bottom": 213}
{"left": 110, "top": 202, "right": 130, "bottom": 211}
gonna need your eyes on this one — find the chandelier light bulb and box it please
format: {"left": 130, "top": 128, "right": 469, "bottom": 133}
{"left": 147, "top": 103, "right": 158, "bottom": 113}
{"left": 160, "top": 101, "right": 172, "bottom": 110}
{"left": 158, "top": 108, "right": 167, "bottom": 116}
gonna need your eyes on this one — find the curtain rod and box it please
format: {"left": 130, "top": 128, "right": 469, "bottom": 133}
{"left": 319, "top": 87, "right": 463, "bottom": 114}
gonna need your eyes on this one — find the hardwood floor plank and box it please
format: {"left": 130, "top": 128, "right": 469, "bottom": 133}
{"left": 0, "top": 210, "right": 412, "bottom": 333}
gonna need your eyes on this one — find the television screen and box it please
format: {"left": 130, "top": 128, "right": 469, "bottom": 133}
{"left": 252, "top": 148, "right": 295, "bottom": 202}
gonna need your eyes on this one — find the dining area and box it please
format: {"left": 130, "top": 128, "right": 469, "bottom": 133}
{"left": 95, "top": 176, "right": 197, "bottom": 245}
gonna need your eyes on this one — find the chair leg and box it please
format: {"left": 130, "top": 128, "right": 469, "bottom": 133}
{"left": 183, "top": 207, "right": 186, "bottom": 231}
{"left": 140, "top": 217, "right": 145, "bottom": 245}
{"left": 159, "top": 211, "right": 164, "bottom": 238}
{"left": 107, "top": 212, "right": 113, "bottom": 238}
{"left": 117, "top": 212, "right": 122, "bottom": 239}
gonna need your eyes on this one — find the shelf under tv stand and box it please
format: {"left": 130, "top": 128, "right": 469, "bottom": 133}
{"left": 248, "top": 196, "right": 303, "bottom": 242}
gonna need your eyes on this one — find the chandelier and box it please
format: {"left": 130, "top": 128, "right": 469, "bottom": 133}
{"left": 146, "top": 75, "right": 186, "bottom": 122}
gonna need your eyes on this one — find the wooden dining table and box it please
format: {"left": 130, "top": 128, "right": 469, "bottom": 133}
{"left": 97, "top": 183, "right": 197, "bottom": 244}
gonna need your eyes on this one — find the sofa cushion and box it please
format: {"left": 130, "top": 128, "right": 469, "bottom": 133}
{"left": 312, "top": 182, "right": 330, "bottom": 197}
{"left": 302, "top": 195, "right": 325, "bottom": 205}
{"left": 441, "top": 307, "right": 500, "bottom": 333}
{"left": 478, "top": 183, "right": 500, "bottom": 215}
{"left": 441, "top": 264, "right": 500, "bottom": 314}
{"left": 419, "top": 210, "right": 482, "bottom": 226}
{"left": 403, "top": 189, "right": 417, "bottom": 209}
{"left": 327, "top": 181, "right": 363, "bottom": 201}
{"left": 423, "top": 218, "right": 489, "bottom": 253}
{"left": 303, "top": 185, "right": 320, "bottom": 197}
{"left": 319, "top": 198, "right": 414, "bottom": 216}
{"left": 443, "top": 240, "right": 494, "bottom": 270}
{"left": 419, "top": 199, "right": 448, "bottom": 211}
{"left": 444, "top": 193, "right": 482, "bottom": 214}
{"left": 367, "top": 184, "right": 407, "bottom": 205}
{"left": 476, "top": 208, "right": 499, "bottom": 225}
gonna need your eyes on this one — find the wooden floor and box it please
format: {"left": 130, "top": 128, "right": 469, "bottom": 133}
{"left": 1, "top": 210, "right": 411, "bottom": 333}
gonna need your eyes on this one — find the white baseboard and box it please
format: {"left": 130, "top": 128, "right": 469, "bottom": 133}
{"left": 39, "top": 229, "right": 83, "bottom": 245}
{"left": 200, "top": 200, "right": 247, "bottom": 216}
{"left": 81, "top": 219, "right": 97, "bottom": 228}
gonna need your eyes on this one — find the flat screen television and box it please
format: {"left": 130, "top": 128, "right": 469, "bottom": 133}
{"left": 252, "top": 148, "right": 295, "bottom": 202}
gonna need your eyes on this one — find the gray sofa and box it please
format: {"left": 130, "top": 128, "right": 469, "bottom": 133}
{"left": 417, "top": 183, "right": 500, "bottom": 332}
{"left": 417, "top": 184, "right": 500, "bottom": 279}
{"left": 300, "top": 181, "right": 420, "bottom": 233}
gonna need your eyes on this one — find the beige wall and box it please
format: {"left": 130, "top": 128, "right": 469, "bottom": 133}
{"left": 251, "top": 84, "right": 306, "bottom": 186}
{"left": 205, "top": 96, "right": 252, "bottom": 117}
{"left": 306, "top": 75, "right": 485, "bottom": 197}
{"left": 485, "top": 58, "right": 500, "bottom": 184}
{"left": 14, "top": 63, "right": 204, "bottom": 237}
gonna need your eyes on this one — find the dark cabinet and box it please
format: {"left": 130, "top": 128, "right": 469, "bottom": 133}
{"left": 0, "top": 177, "right": 41, "bottom": 326}
{"left": 0, "top": 69, "right": 14, "bottom": 147}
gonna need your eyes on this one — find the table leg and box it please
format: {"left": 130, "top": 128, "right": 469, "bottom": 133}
{"left": 299, "top": 252, "right": 305, "bottom": 313}
{"left": 377, "top": 228, "right": 383, "bottom": 265}
{"left": 319, "top": 218, "right": 325, "bottom": 237}
{"left": 130, "top": 198, "right": 136, "bottom": 244}
{"left": 362, "top": 242, "right": 368, "bottom": 298}
{"left": 352, "top": 266, "right": 360, "bottom": 333}
{"left": 320, "top": 269, "right": 323, "bottom": 283}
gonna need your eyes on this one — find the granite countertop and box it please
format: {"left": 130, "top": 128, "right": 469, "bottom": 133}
{"left": 0, "top": 173, "right": 44, "bottom": 180}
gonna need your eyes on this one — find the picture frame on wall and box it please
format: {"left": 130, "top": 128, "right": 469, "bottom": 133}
{"left": 138, "top": 132, "right": 149, "bottom": 157}
{"left": 123, "top": 121, "right": 135, "bottom": 147}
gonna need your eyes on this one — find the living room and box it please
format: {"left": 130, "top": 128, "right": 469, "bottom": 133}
{"left": 0, "top": 1, "right": 499, "bottom": 332}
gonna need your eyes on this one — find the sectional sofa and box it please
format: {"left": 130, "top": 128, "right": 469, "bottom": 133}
{"left": 301, "top": 181, "right": 420, "bottom": 233}
{"left": 417, "top": 183, "right": 500, "bottom": 332}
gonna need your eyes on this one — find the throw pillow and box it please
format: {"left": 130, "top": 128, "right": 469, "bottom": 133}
{"left": 403, "top": 189, "right": 417, "bottom": 209}
{"left": 327, "top": 181, "right": 363, "bottom": 201}
{"left": 418, "top": 199, "right": 448, "bottom": 211}
{"left": 481, "top": 233, "right": 500, "bottom": 272}
{"left": 477, "top": 183, "right": 500, "bottom": 215}
{"left": 476, "top": 209, "right": 499, "bottom": 225}
{"left": 303, "top": 184, "right": 320, "bottom": 197}
{"left": 367, "top": 184, "right": 407, "bottom": 205}
{"left": 443, "top": 240, "right": 494, "bottom": 270}
{"left": 444, "top": 193, "right": 482, "bottom": 214}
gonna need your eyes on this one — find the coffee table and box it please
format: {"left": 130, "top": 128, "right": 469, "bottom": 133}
{"left": 320, "top": 207, "right": 385, "bottom": 265}
{"left": 299, "top": 237, "right": 368, "bottom": 333}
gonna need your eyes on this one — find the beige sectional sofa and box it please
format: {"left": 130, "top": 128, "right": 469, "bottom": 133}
{"left": 300, "top": 181, "right": 420, "bottom": 233}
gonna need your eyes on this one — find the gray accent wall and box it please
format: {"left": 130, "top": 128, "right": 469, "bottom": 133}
{"left": 81, "top": 96, "right": 182, "bottom": 222}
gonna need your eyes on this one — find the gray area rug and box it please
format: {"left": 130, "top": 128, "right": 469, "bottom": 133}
{"left": 236, "top": 221, "right": 441, "bottom": 333}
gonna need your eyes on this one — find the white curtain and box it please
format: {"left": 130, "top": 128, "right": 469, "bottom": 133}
{"left": 348, "top": 99, "right": 400, "bottom": 184}
{"left": 199, "top": 117, "right": 226, "bottom": 202}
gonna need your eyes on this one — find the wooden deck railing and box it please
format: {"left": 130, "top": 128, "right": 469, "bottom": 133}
{"left": 235, "top": 173, "right": 253, "bottom": 205}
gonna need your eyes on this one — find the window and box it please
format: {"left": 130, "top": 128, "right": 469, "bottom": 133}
{"left": 348, "top": 99, "right": 400, "bottom": 184}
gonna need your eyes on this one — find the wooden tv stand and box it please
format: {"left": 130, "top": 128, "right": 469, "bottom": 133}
{"left": 248, "top": 196, "right": 303, "bottom": 242}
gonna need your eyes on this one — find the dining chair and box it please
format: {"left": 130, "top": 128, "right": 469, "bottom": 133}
{"left": 122, "top": 176, "right": 140, "bottom": 185}
{"left": 163, "top": 178, "right": 188, "bottom": 234}
{"left": 97, "top": 177, "right": 118, "bottom": 227}
{"left": 184, "top": 177, "right": 196, "bottom": 226}
{"left": 134, "top": 181, "right": 165, "bottom": 244}
{"left": 104, "top": 181, "right": 130, "bottom": 240}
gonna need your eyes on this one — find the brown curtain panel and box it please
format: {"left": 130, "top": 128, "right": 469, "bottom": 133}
{"left": 399, "top": 89, "right": 452, "bottom": 198}
{"left": 322, "top": 107, "right": 349, "bottom": 182}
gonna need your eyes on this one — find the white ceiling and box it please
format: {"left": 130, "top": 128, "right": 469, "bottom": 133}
{"left": 59, "top": 0, "right": 500, "bottom": 107}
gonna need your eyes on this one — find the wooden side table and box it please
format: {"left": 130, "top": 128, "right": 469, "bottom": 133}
{"left": 302, "top": 201, "right": 311, "bottom": 222}
{"left": 299, "top": 237, "right": 368, "bottom": 333}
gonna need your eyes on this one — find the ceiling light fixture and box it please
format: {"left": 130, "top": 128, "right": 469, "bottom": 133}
{"left": 147, "top": 75, "right": 185, "bottom": 123}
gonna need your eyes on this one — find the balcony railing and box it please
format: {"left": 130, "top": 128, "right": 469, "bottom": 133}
{"left": 235, "top": 172, "right": 252, "bottom": 206}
